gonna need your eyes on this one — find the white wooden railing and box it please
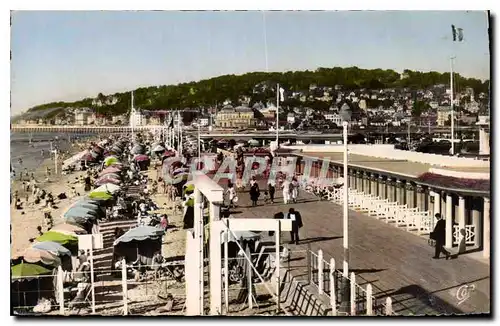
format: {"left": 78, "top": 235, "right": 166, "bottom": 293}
{"left": 299, "top": 177, "right": 434, "bottom": 236}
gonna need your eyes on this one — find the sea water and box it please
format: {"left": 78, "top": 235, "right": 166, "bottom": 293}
{"left": 10, "top": 132, "right": 96, "bottom": 174}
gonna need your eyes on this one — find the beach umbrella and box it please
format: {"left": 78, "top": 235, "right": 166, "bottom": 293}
{"left": 152, "top": 144, "right": 165, "bottom": 152}
{"left": 173, "top": 167, "right": 189, "bottom": 175}
{"left": 248, "top": 139, "right": 260, "bottom": 147}
{"left": 23, "top": 247, "right": 62, "bottom": 267}
{"left": 113, "top": 226, "right": 165, "bottom": 246}
{"left": 104, "top": 156, "right": 119, "bottom": 166}
{"left": 32, "top": 241, "right": 72, "bottom": 257}
{"left": 98, "top": 172, "right": 121, "bottom": 180}
{"left": 184, "top": 183, "right": 195, "bottom": 193}
{"left": 134, "top": 154, "right": 150, "bottom": 162}
{"left": 88, "top": 191, "right": 113, "bottom": 200}
{"left": 36, "top": 231, "right": 78, "bottom": 247}
{"left": 101, "top": 166, "right": 122, "bottom": 174}
{"left": 81, "top": 153, "right": 96, "bottom": 162}
{"left": 11, "top": 262, "right": 52, "bottom": 278}
{"left": 72, "top": 201, "right": 101, "bottom": 212}
{"left": 221, "top": 231, "right": 261, "bottom": 243}
{"left": 93, "top": 183, "right": 120, "bottom": 194}
{"left": 95, "top": 178, "right": 121, "bottom": 186}
{"left": 131, "top": 145, "right": 145, "bottom": 155}
{"left": 111, "top": 146, "right": 123, "bottom": 154}
{"left": 64, "top": 206, "right": 99, "bottom": 219}
{"left": 64, "top": 215, "right": 92, "bottom": 227}
{"left": 51, "top": 224, "right": 87, "bottom": 236}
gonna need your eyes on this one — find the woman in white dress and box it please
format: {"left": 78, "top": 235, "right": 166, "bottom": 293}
{"left": 282, "top": 179, "right": 291, "bottom": 204}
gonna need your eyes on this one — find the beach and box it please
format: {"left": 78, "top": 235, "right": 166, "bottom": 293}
{"left": 10, "top": 132, "right": 99, "bottom": 258}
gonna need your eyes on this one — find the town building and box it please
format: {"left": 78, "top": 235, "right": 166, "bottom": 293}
{"left": 437, "top": 106, "right": 452, "bottom": 126}
{"left": 215, "top": 105, "right": 257, "bottom": 128}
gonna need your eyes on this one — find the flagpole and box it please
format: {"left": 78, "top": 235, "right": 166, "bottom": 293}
{"left": 276, "top": 83, "right": 279, "bottom": 145}
{"left": 450, "top": 56, "right": 455, "bottom": 155}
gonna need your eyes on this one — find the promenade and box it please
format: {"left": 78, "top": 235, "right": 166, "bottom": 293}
{"left": 230, "top": 181, "right": 490, "bottom": 315}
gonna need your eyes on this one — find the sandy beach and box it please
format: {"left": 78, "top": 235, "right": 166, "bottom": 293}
{"left": 10, "top": 137, "right": 100, "bottom": 258}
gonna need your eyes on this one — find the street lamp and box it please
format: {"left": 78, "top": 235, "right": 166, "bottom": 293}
{"left": 339, "top": 103, "right": 352, "bottom": 277}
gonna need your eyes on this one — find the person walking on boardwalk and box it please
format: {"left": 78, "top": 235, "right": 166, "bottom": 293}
{"left": 249, "top": 182, "right": 260, "bottom": 207}
{"left": 291, "top": 177, "right": 299, "bottom": 203}
{"left": 226, "top": 182, "right": 237, "bottom": 209}
{"left": 430, "top": 213, "right": 451, "bottom": 260}
{"left": 268, "top": 180, "right": 276, "bottom": 204}
{"left": 282, "top": 179, "right": 291, "bottom": 204}
{"left": 286, "top": 208, "right": 303, "bottom": 245}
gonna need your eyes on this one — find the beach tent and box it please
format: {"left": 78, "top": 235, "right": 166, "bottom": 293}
{"left": 51, "top": 223, "right": 87, "bottom": 236}
{"left": 36, "top": 231, "right": 78, "bottom": 247}
{"left": 93, "top": 183, "right": 120, "bottom": 194}
{"left": 113, "top": 226, "right": 165, "bottom": 246}
{"left": 32, "top": 241, "right": 72, "bottom": 257}
{"left": 11, "top": 262, "right": 52, "bottom": 278}
{"left": 23, "top": 247, "right": 61, "bottom": 267}
{"left": 88, "top": 191, "right": 113, "bottom": 201}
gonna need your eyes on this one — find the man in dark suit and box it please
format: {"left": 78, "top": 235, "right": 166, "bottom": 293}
{"left": 286, "top": 208, "right": 303, "bottom": 245}
{"left": 430, "top": 213, "right": 451, "bottom": 260}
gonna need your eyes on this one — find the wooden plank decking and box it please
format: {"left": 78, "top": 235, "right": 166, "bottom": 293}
{"left": 228, "top": 181, "right": 490, "bottom": 316}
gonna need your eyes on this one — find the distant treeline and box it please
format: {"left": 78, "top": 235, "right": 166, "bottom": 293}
{"left": 22, "top": 66, "right": 489, "bottom": 117}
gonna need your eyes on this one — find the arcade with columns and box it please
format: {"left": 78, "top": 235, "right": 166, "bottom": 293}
{"left": 292, "top": 156, "right": 490, "bottom": 259}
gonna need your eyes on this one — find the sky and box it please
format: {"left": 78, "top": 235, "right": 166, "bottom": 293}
{"left": 10, "top": 10, "right": 490, "bottom": 115}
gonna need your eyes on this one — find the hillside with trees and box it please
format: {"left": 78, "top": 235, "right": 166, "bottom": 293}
{"left": 18, "top": 66, "right": 490, "bottom": 118}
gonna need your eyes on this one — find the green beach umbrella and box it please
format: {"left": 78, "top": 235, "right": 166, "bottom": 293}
{"left": 36, "top": 231, "right": 78, "bottom": 247}
{"left": 11, "top": 262, "right": 52, "bottom": 278}
{"left": 88, "top": 191, "right": 113, "bottom": 200}
{"left": 104, "top": 156, "right": 119, "bottom": 167}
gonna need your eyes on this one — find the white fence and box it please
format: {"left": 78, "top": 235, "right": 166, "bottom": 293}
{"left": 300, "top": 178, "right": 434, "bottom": 235}
{"left": 453, "top": 225, "right": 476, "bottom": 246}
{"left": 309, "top": 249, "right": 396, "bottom": 316}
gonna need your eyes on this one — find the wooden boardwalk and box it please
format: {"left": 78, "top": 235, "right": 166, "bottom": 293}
{"left": 230, "top": 181, "right": 490, "bottom": 316}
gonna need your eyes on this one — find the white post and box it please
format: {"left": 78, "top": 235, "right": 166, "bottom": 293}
{"left": 90, "top": 246, "right": 96, "bottom": 314}
{"left": 276, "top": 83, "right": 280, "bottom": 145}
{"left": 275, "top": 222, "right": 281, "bottom": 313}
{"left": 194, "top": 189, "right": 204, "bottom": 314}
{"left": 330, "top": 258, "right": 337, "bottom": 316}
{"left": 483, "top": 197, "right": 490, "bottom": 259}
{"left": 318, "top": 249, "right": 324, "bottom": 295}
{"left": 224, "top": 227, "right": 229, "bottom": 312}
{"left": 366, "top": 284, "right": 373, "bottom": 316}
{"left": 458, "top": 196, "right": 465, "bottom": 232}
{"left": 450, "top": 56, "right": 455, "bottom": 155}
{"left": 122, "top": 259, "right": 128, "bottom": 315}
{"left": 247, "top": 254, "right": 253, "bottom": 309}
{"left": 57, "top": 266, "right": 64, "bottom": 315}
{"left": 385, "top": 297, "right": 393, "bottom": 315}
{"left": 445, "top": 194, "right": 453, "bottom": 248}
{"left": 198, "top": 123, "right": 201, "bottom": 162}
{"left": 350, "top": 272, "right": 356, "bottom": 316}
{"left": 343, "top": 121, "right": 349, "bottom": 276}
